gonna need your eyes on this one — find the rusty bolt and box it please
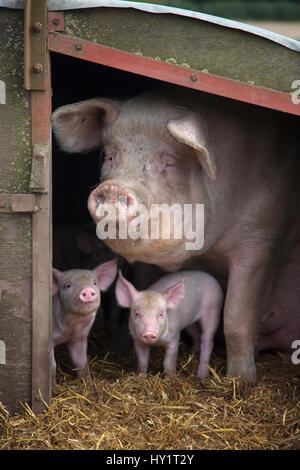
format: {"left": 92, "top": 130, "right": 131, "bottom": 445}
{"left": 75, "top": 43, "right": 83, "bottom": 51}
{"left": 190, "top": 73, "right": 198, "bottom": 82}
{"left": 32, "top": 22, "right": 42, "bottom": 33}
{"left": 33, "top": 63, "right": 43, "bottom": 73}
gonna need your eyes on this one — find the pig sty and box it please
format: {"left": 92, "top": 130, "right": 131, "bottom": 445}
{"left": 52, "top": 85, "right": 300, "bottom": 380}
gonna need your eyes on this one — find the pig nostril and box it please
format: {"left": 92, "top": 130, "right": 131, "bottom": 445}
{"left": 120, "top": 194, "right": 136, "bottom": 210}
{"left": 127, "top": 196, "right": 135, "bottom": 207}
{"left": 143, "top": 332, "right": 157, "bottom": 341}
{"left": 79, "top": 288, "right": 97, "bottom": 302}
{"left": 97, "top": 194, "right": 105, "bottom": 205}
{"left": 119, "top": 196, "right": 128, "bottom": 208}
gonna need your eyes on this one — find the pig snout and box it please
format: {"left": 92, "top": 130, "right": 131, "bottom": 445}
{"left": 79, "top": 287, "right": 98, "bottom": 303}
{"left": 88, "top": 180, "right": 138, "bottom": 223}
{"left": 142, "top": 331, "right": 158, "bottom": 344}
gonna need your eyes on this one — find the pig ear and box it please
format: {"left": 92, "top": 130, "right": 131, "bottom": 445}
{"left": 162, "top": 279, "right": 185, "bottom": 309}
{"left": 52, "top": 268, "right": 62, "bottom": 296}
{"left": 167, "top": 114, "right": 216, "bottom": 180}
{"left": 94, "top": 258, "right": 118, "bottom": 291}
{"left": 52, "top": 98, "right": 122, "bottom": 154}
{"left": 115, "top": 270, "right": 138, "bottom": 308}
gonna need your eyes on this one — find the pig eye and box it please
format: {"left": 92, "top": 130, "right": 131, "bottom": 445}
{"left": 64, "top": 281, "right": 72, "bottom": 289}
{"left": 158, "top": 154, "right": 178, "bottom": 174}
{"left": 101, "top": 149, "right": 118, "bottom": 175}
{"left": 134, "top": 311, "right": 140, "bottom": 318}
{"left": 164, "top": 159, "right": 176, "bottom": 167}
{"left": 158, "top": 311, "right": 165, "bottom": 318}
{"left": 103, "top": 149, "right": 117, "bottom": 163}
{"left": 104, "top": 152, "right": 112, "bottom": 161}
{"left": 93, "top": 280, "right": 97, "bottom": 286}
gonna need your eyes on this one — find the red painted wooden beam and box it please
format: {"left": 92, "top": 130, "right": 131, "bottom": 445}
{"left": 48, "top": 32, "right": 300, "bottom": 117}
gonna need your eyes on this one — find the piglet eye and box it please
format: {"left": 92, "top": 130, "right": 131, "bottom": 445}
{"left": 64, "top": 281, "right": 71, "bottom": 289}
{"left": 134, "top": 311, "right": 140, "bottom": 318}
{"left": 159, "top": 311, "right": 164, "bottom": 318}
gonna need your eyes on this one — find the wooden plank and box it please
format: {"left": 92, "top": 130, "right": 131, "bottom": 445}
{"left": 62, "top": 8, "right": 300, "bottom": 94}
{"left": 0, "top": 9, "right": 32, "bottom": 194}
{"left": 0, "top": 8, "right": 33, "bottom": 414}
{"left": 0, "top": 214, "right": 32, "bottom": 414}
{"left": 30, "top": 53, "right": 52, "bottom": 414}
{"left": 0, "top": 7, "right": 51, "bottom": 415}
{"left": 49, "top": 32, "right": 300, "bottom": 117}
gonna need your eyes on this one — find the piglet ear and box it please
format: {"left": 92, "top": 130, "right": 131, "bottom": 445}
{"left": 115, "top": 270, "right": 138, "bottom": 308}
{"left": 162, "top": 279, "right": 185, "bottom": 309}
{"left": 52, "top": 98, "right": 122, "bottom": 154}
{"left": 94, "top": 258, "right": 117, "bottom": 291}
{"left": 52, "top": 268, "right": 62, "bottom": 296}
{"left": 167, "top": 113, "right": 216, "bottom": 180}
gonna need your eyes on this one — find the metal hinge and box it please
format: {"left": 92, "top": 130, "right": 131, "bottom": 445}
{"left": 0, "top": 194, "right": 38, "bottom": 214}
{"left": 24, "top": 0, "right": 48, "bottom": 91}
{"left": 29, "top": 144, "right": 49, "bottom": 193}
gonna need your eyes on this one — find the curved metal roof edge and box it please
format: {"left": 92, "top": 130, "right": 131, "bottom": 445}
{"left": 1, "top": 0, "right": 299, "bottom": 52}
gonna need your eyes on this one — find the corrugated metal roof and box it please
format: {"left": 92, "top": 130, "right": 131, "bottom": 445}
{"left": 1, "top": 0, "right": 299, "bottom": 52}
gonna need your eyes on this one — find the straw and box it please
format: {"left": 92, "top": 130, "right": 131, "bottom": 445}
{"left": 0, "top": 335, "right": 299, "bottom": 450}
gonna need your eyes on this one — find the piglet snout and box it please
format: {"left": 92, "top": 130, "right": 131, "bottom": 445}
{"left": 142, "top": 331, "right": 158, "bottom": 344}
{"left": 79, "top": 287, "right": 98, "bottom": 303}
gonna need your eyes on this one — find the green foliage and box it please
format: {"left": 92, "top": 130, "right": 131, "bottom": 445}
{"left": 127, "top": 0, "right": 300, "bottom": 20}
{"left": 199, "top": 1, "right": 300, "bottom": 20}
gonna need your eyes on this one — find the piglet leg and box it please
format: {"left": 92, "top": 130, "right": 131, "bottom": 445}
{"left": 68, "top": 337, "right": 89, "bottom": 377}
{"left": 163, "top": 335, "right": 180, "bottom": 378}
{"left": 134, "top": 340, "right": 150, "bottom": 376}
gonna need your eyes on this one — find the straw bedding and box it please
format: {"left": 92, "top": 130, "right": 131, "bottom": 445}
{"left": 0, "top": 332, "right": 299, "bottom": 450}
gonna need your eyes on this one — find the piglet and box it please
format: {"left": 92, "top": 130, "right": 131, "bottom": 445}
{"left": 116, "top": 270, "right": 223, "bottom": 379}
{"left": 52, "top": 258, "right": 117, "bottom": 382}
